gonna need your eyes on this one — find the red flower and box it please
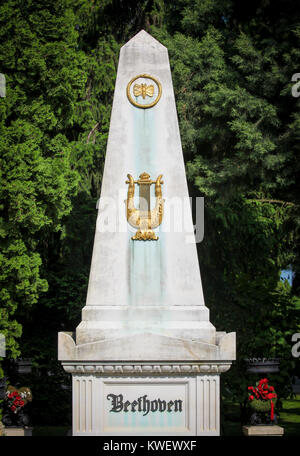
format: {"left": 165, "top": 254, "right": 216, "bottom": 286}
{"left": 247, "top": 378, "right": 277, "bottom": 412}
{"left": 11, "top": 405, "right": 16, "bottom": 412}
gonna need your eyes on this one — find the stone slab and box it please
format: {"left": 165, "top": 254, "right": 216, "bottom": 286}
{"left": 58, "top": 331, "right": 236, "bottom": 362}
{"left": 242, "top": 425, "right": 284, "bottom": 436}
{"left": 4, "top": 426, "right": 33, "bottom": 436}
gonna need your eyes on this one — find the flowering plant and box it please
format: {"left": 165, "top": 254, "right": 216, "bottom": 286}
{"left": 248, "top": 378, "right": 277, "bottom": 421}
{"left": 5, "top": 386, "right": 32, "bottom": 415}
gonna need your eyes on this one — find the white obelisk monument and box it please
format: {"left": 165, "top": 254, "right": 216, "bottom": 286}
{"left": 58, "top": 30, "right": 235, "bottom": 436}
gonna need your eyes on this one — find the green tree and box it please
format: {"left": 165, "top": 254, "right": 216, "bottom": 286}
{"left": 0, "top": 0, "right": 85, "bottom": 403}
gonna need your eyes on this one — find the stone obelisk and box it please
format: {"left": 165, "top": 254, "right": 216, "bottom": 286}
{"left": 58, "top": 30, "right": 235, "bottom": 436}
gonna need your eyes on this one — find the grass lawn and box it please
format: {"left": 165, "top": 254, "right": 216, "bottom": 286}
{"left": 278, "top": 395, "right": 300, "bottom": 436}
{"left": 32, "top": 426, "right": 70, "bottom": 436}
{"left": 222, "top": 394, "right": 300, "bottom": 436}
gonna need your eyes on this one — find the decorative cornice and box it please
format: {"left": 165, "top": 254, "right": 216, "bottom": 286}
{"left": 61, "top": 362, "right": 232, "bottom": 375}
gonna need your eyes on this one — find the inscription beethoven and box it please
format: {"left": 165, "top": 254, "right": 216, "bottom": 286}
{"left": 107, "top": 394, "right": 183, "bottom": 416}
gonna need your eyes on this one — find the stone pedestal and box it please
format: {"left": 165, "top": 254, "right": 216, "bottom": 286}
{"left": 62, "top": 362, "right": 232, "bottom": 436}
{"left": 59, "top": 331, "right": 235, "bottom": 436}
{"left": 3, "top": 426, "right": 33, "bottom": 436}
{"left": 58, "top": 30, "right": 236, "bottom": 436}
{"left": 242, "top": 425, "right": 284, "bottom": 436}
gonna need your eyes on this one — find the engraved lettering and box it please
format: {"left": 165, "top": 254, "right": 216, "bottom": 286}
{"left": 106, "top": 394, "right": 183, "bottom": 415}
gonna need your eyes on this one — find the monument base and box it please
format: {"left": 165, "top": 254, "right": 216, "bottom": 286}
{"left": 3, "top": 426, "right": 33, "bottom": 436}
{"left": 242, "top": 425, "right": 284, "bottom": 437}
{"left": 62, "top": 362, "right": 232, "bottom": 436}
{"left": 59, "top": 331, "right": 235, "bottom": 436}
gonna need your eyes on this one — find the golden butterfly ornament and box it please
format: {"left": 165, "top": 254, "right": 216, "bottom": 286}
{"left": 133, "top": 83, "right": 154, "bottom": 99}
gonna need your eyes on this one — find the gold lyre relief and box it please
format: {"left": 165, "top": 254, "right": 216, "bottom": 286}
{"left": 125, "top": 172, "right": 164, "bottom": 241}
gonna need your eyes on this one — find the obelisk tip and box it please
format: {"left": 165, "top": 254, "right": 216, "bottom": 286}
{"left": 122, "top": 29, "right": 167, "bottom": 51}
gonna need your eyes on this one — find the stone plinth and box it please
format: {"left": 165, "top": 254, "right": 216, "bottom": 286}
{"left": 59, "top": 332, "right": 235, "bottom": 436}
{"left": 4, "top": 426, "right": 33, "bottom": 436}
{"left": 62, "top": 362, "right": 231, "bottom": 436}
{"left": 242, "top": 425, "right": 284, "bottom": 436}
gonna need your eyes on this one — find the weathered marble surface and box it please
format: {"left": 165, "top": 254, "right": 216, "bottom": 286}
{"left": 75, "top": 29, "right": 216, "bottom": 346}
{"left": 59, "top": 330, "right": 236, "bottom": 362}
